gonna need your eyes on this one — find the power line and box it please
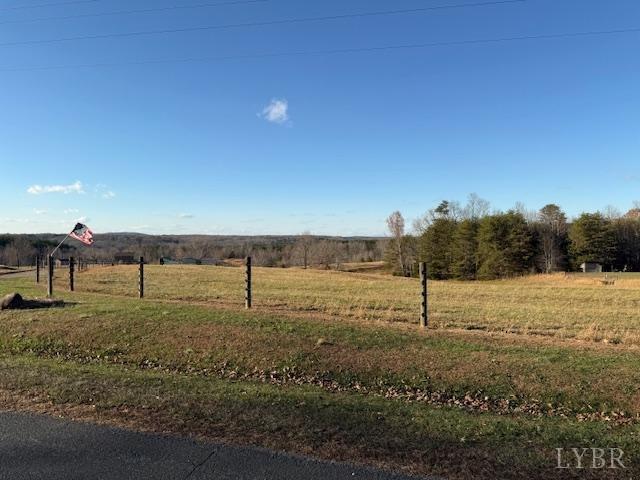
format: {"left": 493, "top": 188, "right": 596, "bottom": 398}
{"left": 0, "top": 0, "right": 101, "bottom": 13}
{"left": 0, "top": 0, "right": 528, "bottom": 48}
{"left": 0, "top": 0, "right": 271, "bottom": 25}
{"left": 2, "top": 26, "right": 639, "bottom": 73}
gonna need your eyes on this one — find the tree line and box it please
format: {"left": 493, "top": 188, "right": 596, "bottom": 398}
{"left": 0, "top": 233, "right": 386, "bottom": 269}
{"left": 385, "top": 195, "right": 640, "bottom": 279}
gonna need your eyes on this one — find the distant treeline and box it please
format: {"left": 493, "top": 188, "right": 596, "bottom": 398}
{"left": 386, "top": 194, "right": 640, "bottom": 279}
{"left": 0, "top": 233, "right": 386, "bottom": 269}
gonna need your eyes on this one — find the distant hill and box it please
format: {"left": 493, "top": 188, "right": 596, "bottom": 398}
{"left": 0, "top": 233, "right": 387, "bottom": 268}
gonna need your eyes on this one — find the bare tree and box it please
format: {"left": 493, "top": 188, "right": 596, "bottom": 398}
{"left": 189, "top": 239, "right": 214, "bottom": 259}
{"left": 513, "top": 201, "right": 537, "bottom": 223}
{"left": 3, "top": 244, "right": 19, "bottom": 266}
{"left": 603, "top": 205, "right": 622, "bottom": 220}
{"left": 537, "top": 204, "right": 567, "bottom": 273}
{"left": 311, "top": 240, "right": 337, "bottom": 269}
{"left": 294, "top": 231, "right": 314, "bottom": 268}
{"left": 386, "top": 211, "right": 406, "bottom": 275}
{"left": 462, "top": 193, "right": 490, "bottom": 220}
{"left": 625, "top": 207, "right": 640, "bottom": 219}
{"left": 414, "top": 199, "right": 466, "bottom": 234}
{"left": 13, "top": 237, "right": 34, "bottom": 267}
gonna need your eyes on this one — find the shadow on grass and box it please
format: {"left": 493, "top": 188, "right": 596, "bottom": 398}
{"left": 1, "top": 293, "right": 76, "bottom": 311}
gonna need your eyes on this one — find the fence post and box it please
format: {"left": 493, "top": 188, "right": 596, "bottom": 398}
{"left": 69, "top": 257, "right": 75, "bottom": 292}
{"left": 245, "top": 256, "right": 252, "bottom": 309}
{"left": 420, "top": 262, "right": 428, "bottom": 328}
{"left": 47, "top": 256, "right": 54, "bottom": 297}
{"left": 36, "top": 255, "right": 40, "bottom": 284}
{"left": 139, "top": 257, "right": 144, "bottom": 299}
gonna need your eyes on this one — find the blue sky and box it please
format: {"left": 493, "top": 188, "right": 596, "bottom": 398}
{"left": 2, "top": 0, "right": 639, "bottom": 235}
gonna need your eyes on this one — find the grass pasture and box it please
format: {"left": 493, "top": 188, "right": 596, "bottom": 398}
{"left": 1, "top": 266, "right": 640, "bottom": 478}
{"left": 0, "top": 266, "right": 33, "bottom": 276}
{"left": 75, "top": 265, "right": 640, "bottom": 345}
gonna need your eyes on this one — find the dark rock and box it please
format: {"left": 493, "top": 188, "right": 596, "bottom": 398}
{"left": 1, "top": 293, "right": 23, "bottom": 310}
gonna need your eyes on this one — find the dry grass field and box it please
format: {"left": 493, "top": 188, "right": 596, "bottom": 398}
{"left": 75, "top": 265, "right": 640, "bottom": 345}
{"left": 0, "top": 266, "right": 33, "bottom": 275}
{"left": 2, "top": 265, "right": 640, "bottom": 479}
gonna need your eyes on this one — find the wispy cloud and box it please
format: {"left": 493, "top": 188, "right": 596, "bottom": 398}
{"left": 93, "top": 184, "right": 116, "bottom": 199}
{"left": 33, "top": 209, "right": 47, "bottom": 215}
{"left": 64, "top": 208, "right": 79, "bottom": 214}
{"left": 259, "top": 98, "right": 289, "bottom": 124}
{"left": 27, "top": 181, "right": 84, "bottom": 195}
{"left": 178, "top": 213, "right": 194, "bottom": 219}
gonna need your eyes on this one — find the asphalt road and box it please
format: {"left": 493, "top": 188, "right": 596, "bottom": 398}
{"left": 0, "top": 411, "right": 430, "bottom": 480}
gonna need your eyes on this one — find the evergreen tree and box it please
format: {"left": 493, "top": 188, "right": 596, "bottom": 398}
{"left": 613, "top": 215, "right": 640, "bottom": 271}
{"left": 417, "top": 201, "right": 458, "bottom": 279}
{"left": 477, "top": 211, "right": 533, "bottom": 279}
{"left": 452, "top": 219, "right": 480, "bottom": 280}
{"left": 419, "top": 218, "right": 457, "bottom": 279}
{"left": 568, "top": 213, "right": 616, "bottom": 269}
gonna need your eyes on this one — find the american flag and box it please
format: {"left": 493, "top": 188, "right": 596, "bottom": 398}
{"left": 69, "top": 223, "right": 94, "bottom": 246}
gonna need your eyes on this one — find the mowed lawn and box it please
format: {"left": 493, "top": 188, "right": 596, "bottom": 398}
{"left": 1, "top": 268, "right": 640, "bottom": 479}
{"left": 75, "top": 265, "right": 640, "bottom": 345}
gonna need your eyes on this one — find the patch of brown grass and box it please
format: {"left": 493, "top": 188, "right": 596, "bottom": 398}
{"left": 69, "top": 266, "right": 640, "bottom": 346}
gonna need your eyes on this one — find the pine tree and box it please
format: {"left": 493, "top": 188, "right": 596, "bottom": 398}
{"left": 569, "top": 213, "right": 617, "bottom": 269}
{"left": 613, "top": 216, "right": 640, "bottom": 271}
{"left": 417, "top": 201, "right": 458, "bottom": 279}
{"left": 477, "top": 211, "right": 533, "bottom": 279}
{"left": 452, "top": 219, "right": 479, "bottom": 280}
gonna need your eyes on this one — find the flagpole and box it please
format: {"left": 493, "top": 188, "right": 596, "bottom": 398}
{"left": 50, "top": 231, "right": 72, "bottom": 258}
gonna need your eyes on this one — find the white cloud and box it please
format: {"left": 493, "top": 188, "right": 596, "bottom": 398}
{"left": 94, "top": 184, "right": 116, "bottom": 199}
{"left": 64, "top": 208, "right": 79, "bottom": 214}
{"left": 33, "top": 209, "right": 47, "bottom": 215}
{"left": 179, "top": 213, "right": 194, "bottom": 219}
{"left": 259, "top": 99, "right": 289, "bottom": 124}
{"left": 27, "top": 181, "right": 84, "bottom": 195}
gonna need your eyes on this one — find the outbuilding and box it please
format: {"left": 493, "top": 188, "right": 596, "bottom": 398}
{"left": 580, "top": 262, "right": 603, "bottom": 273}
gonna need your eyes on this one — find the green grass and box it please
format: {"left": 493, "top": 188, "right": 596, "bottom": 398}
{"left": 2, "top": 276, "right": 640, "bottom": 415}
{"left": 3, "top": 270, "right": 640, "bottom": 478}
{"left": 1, "top": 354, "right": 637, "bottom": 480}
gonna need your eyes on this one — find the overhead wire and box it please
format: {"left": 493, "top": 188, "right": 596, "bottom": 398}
{"left": 2, "top": 26, "right": 638, "bottom": 73}
{"left": 0, "top": 0, "right": 529, "bottom": 47}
